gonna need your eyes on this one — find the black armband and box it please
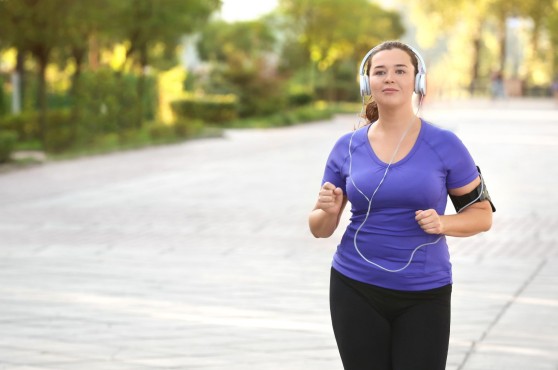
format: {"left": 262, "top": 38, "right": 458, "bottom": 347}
{"left": 449, "top": 166, "right": 496, "bottom": 213}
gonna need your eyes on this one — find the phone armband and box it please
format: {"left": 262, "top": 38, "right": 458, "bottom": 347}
{"left": 449, "top": 166, "right": 496, "bottom": 213}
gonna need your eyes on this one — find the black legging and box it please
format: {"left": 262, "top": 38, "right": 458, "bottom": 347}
{"left": 330, "top": 268, "right": 451, "bottom": 370}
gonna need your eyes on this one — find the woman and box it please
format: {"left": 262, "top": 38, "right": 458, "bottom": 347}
{"left": 308, "top": 41, "right": 495, "bottom": 370}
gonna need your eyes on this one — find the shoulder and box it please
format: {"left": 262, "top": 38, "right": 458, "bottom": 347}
{"left": 420, "top": 119, "right": 475, "bottom": 168}
{"left": 324, "top": 127, "right": 367, "bottom": 172}
{"left": 421, "top": 120, "right": 478, "bottom": 186}
{"left": 421, "top": 120, "right": 463, "bottom": 144}
{"left": 330, "top": 126, "right": 367, "bottom": 154}
{"left": 420, "top": 120, "right": 469, "bottom": 153}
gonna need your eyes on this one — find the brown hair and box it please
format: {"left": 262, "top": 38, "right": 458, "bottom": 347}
{"left": 362, "top": 41, "right": 419, "bottom": 123}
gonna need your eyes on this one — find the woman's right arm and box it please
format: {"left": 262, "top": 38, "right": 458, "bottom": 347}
{"left": 308, "top": 182, "right": 348, "bottom": 238}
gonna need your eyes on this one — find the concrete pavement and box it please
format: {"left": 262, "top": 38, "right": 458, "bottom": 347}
{"left": 0, "top": 98, "right": 557, "bottom": 369}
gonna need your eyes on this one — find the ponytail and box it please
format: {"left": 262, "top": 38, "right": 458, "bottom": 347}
{"left": 363, "top": 99, "right": 379, "bottom": 123}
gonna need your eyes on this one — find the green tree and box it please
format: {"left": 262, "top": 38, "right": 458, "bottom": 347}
{"left": 0, "top": 0, "right": 72, "bottom": 146}
{"left": 59, "top": 1, "right": 109, "bottom": 99}
{"left": 517, "top": 0, "right": 556, "bottom": 85}
{"left": 110, "top": 0, "right": 221, "bottom": 128}
{"left": 548, "top": 3, "right": 558, "bottom": 76}
{"left": 197, "top": 19, "right": 285, "bottom": 116}
{"left": 278, "top": 0, "right": 404, "bottom": 96}
{"left": 410, "top": 0, "right": 557, "bottom": 94}
{"left": 521, "top": 0, "right": 554, "bottom": 50}
{"left": 0, "top": 0, "right": 222, "bottom": 150}
{"left": 408, "top": 0, "right": 493, "bottom": 94}
{"left": 197, "top": 20, "right": 276, "bottom": 62}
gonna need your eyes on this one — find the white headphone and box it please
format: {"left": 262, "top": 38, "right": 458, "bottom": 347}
{"left": 358, "top": 42, "right": 427, "bottom": 97}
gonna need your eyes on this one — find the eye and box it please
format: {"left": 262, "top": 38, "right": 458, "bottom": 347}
{"left": 396, "top": 69, "right": 406, "bottom": 74}
{"left": 373, "top": 70, "right": 385, "bottom": 76}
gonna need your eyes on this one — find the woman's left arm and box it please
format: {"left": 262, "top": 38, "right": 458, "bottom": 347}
{"left": 415, "top": 176, "right": 493, "bottom": 237}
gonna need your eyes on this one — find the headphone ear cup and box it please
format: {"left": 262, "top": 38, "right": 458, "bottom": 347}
{"left": 360, "top": 74, "right": 371, "bottom": 96}
{"left": 415, "top": 73, "right": 426, "bottom": 96}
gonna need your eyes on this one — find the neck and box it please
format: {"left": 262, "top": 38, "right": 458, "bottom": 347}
{"left": 376, "top": 105, "right": 417, "bottom": 132}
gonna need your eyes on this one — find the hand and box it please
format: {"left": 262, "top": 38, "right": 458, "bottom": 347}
{"left": 415, "top": 209, "right": 444, "bottom": 234}
{"left": 316, "top": 182, "right": 344, "bottom": 215}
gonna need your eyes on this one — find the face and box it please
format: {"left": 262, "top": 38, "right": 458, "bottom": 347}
{"left": 368, "top": 48, "right": 416, "bottom": 107}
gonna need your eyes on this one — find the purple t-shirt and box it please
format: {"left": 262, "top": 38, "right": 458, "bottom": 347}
{"left": 322, "top": 119, "right": 478, "bottom": 291}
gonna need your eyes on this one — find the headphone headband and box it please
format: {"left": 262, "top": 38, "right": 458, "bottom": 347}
{"left": 358, "top": 41, "right": 427, "bottom": 97}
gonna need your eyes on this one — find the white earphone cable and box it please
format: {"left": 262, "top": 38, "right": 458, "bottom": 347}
{"left": 348, "top": 97, "right": 443, "bottom": 273}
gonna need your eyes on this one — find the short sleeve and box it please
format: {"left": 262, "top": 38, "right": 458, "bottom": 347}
{"left": 439, "top": 131, "right": 479, "bottom": 189}
{"left": 321, "top": 134, "right": 350, "bottom": 194}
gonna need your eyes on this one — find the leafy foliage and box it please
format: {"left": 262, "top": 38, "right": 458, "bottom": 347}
{"left": 196, "top": 19, "right": 287, "bottom": 116}
{"left": 409, "top": 0, "right": 558, "bottom": 92}
{"left": 276, "top": 0, "right": 403, "bottom": 99}
{"left": 0, "top": 0, "right": 221, "bottom": 153}
{"left": 0, "top": 130, "right": 17, "bottom": 163}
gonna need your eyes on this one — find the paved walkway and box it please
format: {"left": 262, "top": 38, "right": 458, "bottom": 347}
{"left": 0, "top": 98, "right": 557, "bottom": 370}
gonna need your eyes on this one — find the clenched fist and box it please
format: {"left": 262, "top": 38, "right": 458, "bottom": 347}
{"left": 415, "top": 209, "right": 444, "bottom": 234}
{"left": 316, "top": 182, "right": 344, "bottom": 215}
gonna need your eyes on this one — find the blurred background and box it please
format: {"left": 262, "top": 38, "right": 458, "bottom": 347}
{"left": 0, "top": 0, "right": 557, "bottom": 164}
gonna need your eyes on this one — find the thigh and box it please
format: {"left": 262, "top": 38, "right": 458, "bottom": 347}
{"left": 391, "top": 287, "right": 451, "bottom": 370}
{"left": 329, "top": 268, "right": 392, "bottom": 370}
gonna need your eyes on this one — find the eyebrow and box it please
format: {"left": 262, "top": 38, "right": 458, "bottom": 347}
{"left": 373, "top": 64, "right": 409, "bottom": 69}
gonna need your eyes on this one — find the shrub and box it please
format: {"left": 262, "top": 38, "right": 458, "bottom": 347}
{"left": 217, "top": 58, "right": 287, "bottom": 117}
{"left": 0, "top": 110, "right": 76, "bottom": 153}
{"left": 288, "top": 89, "right": 314, "bottom": 107}
{"left": 0, "top": 82, "right": 7, "bottom": 117}
{"left": 118, "top": 128, "right": 151, "bottom": 147}
{"left": 174, "top": 119, "right": 204, "bottom": 138}
{"left": 73, "top": 69, "right": 157, "bottom": 136}
{"left": 148, "top": 123, "right": 175, "bottom": 141}
{"left": 0, "top": 112, "right": 41, "bottom": 142}
{"left": 171, "top": 95, "right": 238, "bottom": 124}
{"left": 0, "top": 130, "right": 17, "bottom": 163}
{"left": 93, "top": 133, "right": 120, "bottom": 151}
{"left": 43, "top": 110, "right": 75, "bottom": 153}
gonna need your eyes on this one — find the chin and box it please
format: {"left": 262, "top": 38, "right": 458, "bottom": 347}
{"left": 377, "top": 97, "right": 406, "bottom": 108}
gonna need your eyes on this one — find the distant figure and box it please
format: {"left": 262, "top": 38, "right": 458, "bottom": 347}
{"left": 490, "top": 71, "right": 506, "bottom": 99}
{"left": 552, "top": 77, "right": 558, "bottom": 105}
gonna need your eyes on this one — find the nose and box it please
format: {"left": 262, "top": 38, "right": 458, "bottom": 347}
{"left": 384, "top": 69, "right": 395, "bottom": 83}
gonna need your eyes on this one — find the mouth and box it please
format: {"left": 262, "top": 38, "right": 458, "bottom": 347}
{"left": 382, "top": 88, "right": 398, "bottom": 93}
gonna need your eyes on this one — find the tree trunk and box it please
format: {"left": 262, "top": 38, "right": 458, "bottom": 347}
{"left": 13, "top": 50, "right": 26, "bottom": 114}
{"left": 36, "top": 57, "right": 48, "bottom": 148}
{"left": 468, "top": 20, "right": 484, "bottom": 96}
{"left": 136, "top": 45, "right": 149, "bottom": 129}
{"left": 88, "top": 32, "right": 100, "bottom": 71}
{"left": 70, "top": 48, "right": 85, "bottom": 98}
{"left": 34, "top": 49, "right": 50, "bottom": 150}
{"left": 469, "top": 36, "right": 481, "bottom": 96}
{"left": 498, "top": 13, "right": 507, "bottom": 74}
{"left": 70, "top": 48, "right": 86, "bottom": 144}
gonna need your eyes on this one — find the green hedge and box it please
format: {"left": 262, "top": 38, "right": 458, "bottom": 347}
{"left": 74, "top": 69, "right": 146, "bottom": 135}
{"left": 0, "top": 130, "right": 17, "bottom": 163}
{"left": 0, "top": 82, "right": 7, "bottom": 117}
{"left": 225, "top": 103, "right": 336, "bottom": 128}
{"left": 0, "top": 68, "right": 161, "bottom": 154}
{"left": 44, "top": 110, "right": 75, "bottom": 153}
{"left": 0, "top": 112, "right": 41, "bottom": 141}
{"left": 0, "top": 110, "right": 75, "bottom": 153}
{"left": 287, "top": 89, "right": 314, "bottom": 107}
{"left": 171, "top": 95, "right": 237, "bottom": 124}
